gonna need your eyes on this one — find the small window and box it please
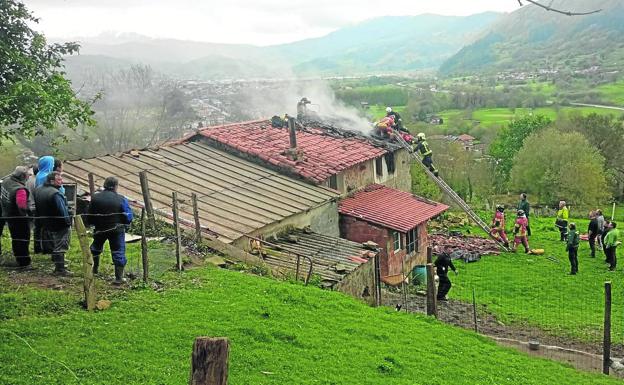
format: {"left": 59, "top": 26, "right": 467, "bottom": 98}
{"left": 328, "top": 174, "right": 338, "bottom": 190}
{"left": 375, "top": 157, "right": 383, "bottom": 177}
{"left": 385, "top": 153, "right": 395, "bottom": 174}
{"left": 393, "top": 231, "right": 401, "bottom": 252}
{"left": 406, "top": 227, "right": 418, "bottom": 254}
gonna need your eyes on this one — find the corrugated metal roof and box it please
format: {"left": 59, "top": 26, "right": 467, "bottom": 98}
{"left": 195, "top": 120, "right": 387, "bottom": 183}
{"left": 339, "top": 184, "right": 449, "bottom": 232}
{"left": 265, "top": 229, "right": 375, "bottom": 285}
{"left": 63, "top": 142, "right": 339, "bottom": 244}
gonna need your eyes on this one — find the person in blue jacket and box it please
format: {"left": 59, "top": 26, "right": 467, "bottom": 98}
{"left": 87, "top": 176, "right": 133, "bottom": 284}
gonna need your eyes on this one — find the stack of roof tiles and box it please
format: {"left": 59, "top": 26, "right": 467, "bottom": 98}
{"left": 429, "top": 234, "right": 501, "bottom": 255}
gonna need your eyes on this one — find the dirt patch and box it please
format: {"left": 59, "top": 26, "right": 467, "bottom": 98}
{"left": 382, "top": 290, "right": 624, "bottom": 366}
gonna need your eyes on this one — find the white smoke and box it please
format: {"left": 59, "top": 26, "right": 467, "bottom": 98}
{"left": 236, "top": 78, "right": 375, "bottom": 135}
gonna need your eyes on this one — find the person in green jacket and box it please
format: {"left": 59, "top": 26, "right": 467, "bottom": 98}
{"left": 517, "top": 193, "right": 531, "bottom": 236}
{"left": 566, "top": 223, "right": 580, "bottom": 275}
{"left": 556, "top": 200, "right": 569, "bottom": 241}
{"left": 604, "top": 222, "right": 621, "bottom": 271}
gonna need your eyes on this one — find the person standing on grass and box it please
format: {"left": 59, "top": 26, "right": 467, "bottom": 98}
{"left": 556, "top": 201, "right": 569, "bottom": 241}
{"left": 602, "top": 220, "right": 612, "bottom": 259}
{"left": 517, "top": 193, "right": 531, "bottom": 236}
{"left": 87, "top": 176, "right": 133, "bottom": 285}
{"left": 434, "top": 251, "right": 457, "bottom": 301}
{"left": 604, "top": 222, "right": 620, "bottom": 272}
{"left": 0, "top": 167, "right": 31, "bottom": 268}
{"left": 34, "top": 172, "right": 72, "bottom": 275}
{"left": 490, "top": 205, "right": 509, "bottom": 248}
{"left": 513, "top": 210, "right": 530, "bottom": 253}
{"left": 567, "top": 223, "right": 580, "bottom": 275}
{"left": 588, "top": 211, "right": 599, "bottom": 258}
{"left": 596, "top": 209, "right": 605, "bottom": 250}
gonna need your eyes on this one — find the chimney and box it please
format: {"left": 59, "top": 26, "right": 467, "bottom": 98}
{"left": 288, "top": 117, "right": 297, "bottom": 150}
{"left": 286, "top": 117, "right": 300, "bottom": 161}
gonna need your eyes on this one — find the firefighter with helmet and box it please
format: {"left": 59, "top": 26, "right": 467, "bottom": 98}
{"left": 385, "top": 107, "right": 405, "bottom": 132}
{"left": 413, "top": 133, "right": 439, "bottom": 177}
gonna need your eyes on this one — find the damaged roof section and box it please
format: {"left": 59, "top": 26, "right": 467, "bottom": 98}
{"left": 193, "top": 119, "right": 390, "bottom": 184}
{"left": 262, "top": 229, "right": 376, "bottom": 287}
{"left": 339, "top": 184, "right": 449, "bottom": 232}
{"left": 63, "top": 141, "right": 339, "bottom": 244}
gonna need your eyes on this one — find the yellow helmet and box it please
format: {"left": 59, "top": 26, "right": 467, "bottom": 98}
{"left": 417, "top": 133, "right": 426, "bottom": 140}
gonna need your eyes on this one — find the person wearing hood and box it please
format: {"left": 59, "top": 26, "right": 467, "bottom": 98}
{"left": 513, "top": 210, "right": 530, "bottom": 253}
{"left": 1, "top": 167, "right": 31, "bottom": 267}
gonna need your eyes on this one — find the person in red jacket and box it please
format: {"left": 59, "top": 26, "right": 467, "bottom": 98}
{"left": 490, "top": 205, "right": 509, "bottom": 248}
{"left": 513, "top": 210, "right": 531, "bottom": 253}
{"left": 0, "top": 167, "right": 31, "bottom": 267}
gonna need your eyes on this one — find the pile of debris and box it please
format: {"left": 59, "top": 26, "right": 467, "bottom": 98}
{"left": 430, "top": 233, "right": 501, "bottom": 256}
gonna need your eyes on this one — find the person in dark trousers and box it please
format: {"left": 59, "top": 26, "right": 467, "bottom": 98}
{"left": 556, "top": 200, "right": 569, "bottom": 241}
{"left": 434, "top": 251, "right": 457, "bottom": 301}
{"left": 385, "top": 107, "right": 406, "bottom": 132}
{"left": 587, "top": 211, "right": 599, "bottom": 258}
{"left": 88, "top": 177, "right": 133, "bottom": 284}
{"left": 34, "top": 172, "right": 72, "bottom": 275}
{"left": 1, "top": 167, "right": 31, "bottom": 267}
{"left": 604, "top": 221, "right": 620, "bottom": 271}
{"left": 567, "top": 222, "right": 579, "bottom": 275}
{"left": 413, "top": 133, "right": 439, "bottom": 177}
{"left": 603, "top": 220, "right": 612, "bottom": 260}
{"left": 517, "top": 193, "right": 531, "bottom": 236}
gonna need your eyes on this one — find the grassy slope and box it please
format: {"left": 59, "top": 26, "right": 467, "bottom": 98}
{"left": 368, "top": 104, "right": 407, "bottom": 120}
{"left": 452, "top": 211, "right": 624, "bottom": 343}
{"left": 597, "top": 80, "right": 624, "bottom": 106}
{"left": 437, "top": 106, "right": 622, "bottom": 129}
{"left": 0, "top": 234, "right": 619, "bottom": 385}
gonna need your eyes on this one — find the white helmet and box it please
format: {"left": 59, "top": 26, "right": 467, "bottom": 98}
{"left": 417, "top": 132, "right": 426, "bottom": 140}
{"left": 386, "top": 107, "right": 392, "bottom": 113}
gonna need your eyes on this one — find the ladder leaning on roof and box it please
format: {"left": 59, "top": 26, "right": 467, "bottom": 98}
{"left": 392, "top": 132, "right": 510, "bottom": 252}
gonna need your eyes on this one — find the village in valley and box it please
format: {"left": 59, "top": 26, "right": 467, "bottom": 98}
{"left": 2, "top": 0, "right": 624, "bottom": 384}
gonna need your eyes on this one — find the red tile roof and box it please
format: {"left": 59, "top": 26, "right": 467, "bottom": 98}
{"left": 457, "top": 134, "right": 475, "bottom": 142}
{"left": 339, "top": 184, "right": 449, "bottom": 232}
{"left": 194, "top": 120, "right": 387, "bottom": 183}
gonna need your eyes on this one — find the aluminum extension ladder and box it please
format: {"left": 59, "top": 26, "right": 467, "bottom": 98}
{"left": 393, "top": 132, "right": 510, "bottom": 252}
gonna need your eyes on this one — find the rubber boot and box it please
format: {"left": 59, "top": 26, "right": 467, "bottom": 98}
{"left": 113, "top": 265, "right": 127, "bottom": 285}
{"left": 52, "top": 254, "right": 72, "bottom": 276}
{"left": 92, "top": 256, "right": 100, "bottom": 275}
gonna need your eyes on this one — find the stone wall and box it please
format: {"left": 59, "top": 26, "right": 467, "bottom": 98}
{"left": 335, "top": 257, "right": 377, "bottom": 306}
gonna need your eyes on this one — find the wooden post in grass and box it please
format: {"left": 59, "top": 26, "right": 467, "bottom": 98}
{"left": 141, "top": 208, "right": 149, "bottom": 283}
{"left": 172, "top": 192, "right": 182, "bottom": 271}
{"left": 401, "top": 257, "right": 408, "bottom": 312}
{"left": 192, "top": 193, "right": 202, "bottom": 244}
{"left": 426, "top": 263, "right": 437, "bottom": 318}
{"left": 75, "top": 216, "right": 96, "bottom": 311}
{"left": 87, "top": 173, "right": 96, "bottom": 196}
{"left": 190, "top": 337, "right": 229, "bottom": 385}
{"left": 604, "top": 281, "right": 612, "bottom": 375}
{"left": 472, "top": 288, "right": 478, "bottom": 333}
{"left": 427, "top": 246, "right": 433, "bottom": 264}
{"left": 139, "top": 171, "right": 156, "bottom": 227}
{"left": 374, "top": 253, "right": 382, "bottom": 307}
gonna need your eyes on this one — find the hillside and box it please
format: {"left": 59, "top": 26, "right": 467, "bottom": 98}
{"left": 0, "top": 258, "right": 620, "bottom": 384}
{"left": 63, "top": 13, "right": 501, "bottom": 79}
{"left": 440, "top": 0, "right": 624, "bottom": 75}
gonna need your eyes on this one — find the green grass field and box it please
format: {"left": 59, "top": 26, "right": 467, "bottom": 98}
{"left": 451, "top": 211, "right": 624, "bottom": 343}
{"left": 437, "top": 106, "right": 622, "bottom": 129}
{"left": 1, "top": 231, "right": 621, "bottom": 384}
{"left": 597, "top": 80, "right": 624, "bottom": 106}
{"left": 368, "top": 104, "right": 406, "bottom": 120}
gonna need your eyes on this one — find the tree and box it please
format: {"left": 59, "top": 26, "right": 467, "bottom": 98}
{"left": 510, "top": 128, "right": 610, "bottom": 206}
{"left": 489, "top": 115, "right": 551, "bottom": 189}
{"left": 0, "top": 0, "right": 95, "bottom": 142}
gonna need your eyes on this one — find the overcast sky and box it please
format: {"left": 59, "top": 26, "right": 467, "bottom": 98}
{"left": 27, "top": 0, "right": 519, "bottom": 46}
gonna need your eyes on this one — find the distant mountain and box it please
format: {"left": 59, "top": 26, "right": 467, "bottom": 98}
{"left": 440, "top": 0, "right": 624, "bottom": 75}
{"left": 61, "top": 12, "right": 502, "bottom": 80}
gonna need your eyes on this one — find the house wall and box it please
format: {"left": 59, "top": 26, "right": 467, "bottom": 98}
{"left": 380, "top": 148, "right": 412, "bottom": 193}
{"left": 335, "top": 257, "right": 377, "bottom": 306}
{"left": 234, "top": 200, "right": 340, "bottom": 247}
{"left": 340, "top": 215, "right": 431, "bottom": 278}
{"left": 340, "top": 159, "right": 375, "bottom": 194}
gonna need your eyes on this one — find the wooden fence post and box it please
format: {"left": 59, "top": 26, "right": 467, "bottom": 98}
{"left": 426, "top": 263, "right": 437, "bottom": 318}
{"left": 139, "top": 171, "right": 156, "bottom": 227}
{"left": 374, "top": 253, "right": 382, "bottom": 307}
{"left": 604, "top": 281, "right": 612, "bottom": 375}
{"left": 427, "top": 246, "right": 432, "bottom": 264}
{"left": 172, "top": 192, "right": 182, "bottom": 271}
{"left": 192, "top": 193, "right": 202, "bottom": 243}
{"left": 141, "top": 208, "right": 149, "bottom": 283}
{"left": 87, "top": 173, "right": 96, "bottom": 196}
{"left": 472, "top": 288, "right": 478, "bottom": 333}
{"left": 190, "top": 337, "right": 229, "bottom": 385}
{"left": 74, "top": 216, "right": 96, "bottom": 311}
